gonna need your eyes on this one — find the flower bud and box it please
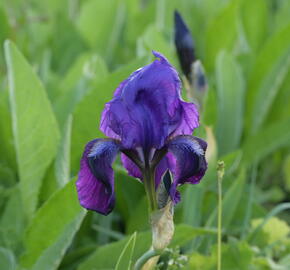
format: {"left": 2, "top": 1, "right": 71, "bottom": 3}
{"left": 190, "top": 60, "right": 208, "bottom": 107}
{"left": 192, "top": 60, "right": 207, "bottom": 93}
{"left": 174, "top": 10, "right": 195, "bottom": 82}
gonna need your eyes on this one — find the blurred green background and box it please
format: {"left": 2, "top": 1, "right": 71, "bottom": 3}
{"left": 1, "top": 0, "right": 290, "bottom": 269}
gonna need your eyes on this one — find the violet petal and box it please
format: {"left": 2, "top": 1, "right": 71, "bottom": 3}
{"left": 100, "top": 51, "right": 199, "bottom": 152}
{"left": 167, "top": 135, "right": 207, "bottom": 203}
{"left": 76, "top": 139, "right": 120, "bottom": 215}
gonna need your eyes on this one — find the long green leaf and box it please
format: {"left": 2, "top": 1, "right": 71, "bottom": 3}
{"left": 182, "top": 185, "right": 205, "bottom": 227}
{"left": 55, "top": 115, "right": 72, "bottom": 188}
{"left": 115, "top": 232, "right": 136, "bottom": 270}
{"left": 246, "top": 24, "right": 290, "bottom": 134}
{"left": 20, "top": 180, "right": 86, "bottom": 270}
{"left": 0, "top": 187, "right": 25, "bottom": 253}
{"left": 4, "top": 40, "right": 60, "bottom": 219}
{"left": 241, "top": 0, "right": 268, "bottom": 52}
{"left": 170, "top": 225, "right": 217, "bottom": 247}
{"left": 204, "top": 0, "right": 239, "bottom": 71}
{"left": 242, "top": 117, "right": 290, "bottom": 165}
{"left": 0, "top": 247, "right": 16, "bottom": 270}
{"left": 53, "top": 53, "right": 108, "bottom": 126}
{"left": 267, "top": 68, "right": 290, "bottom": 125}
{"left": 77, "top": 0, "right": 120, "bottom": 56}
{"left": 216, "top": 51, "right": 245, "bottom": 155}
{"left": 0, "top": 90, "right": 16, "bottom": 172}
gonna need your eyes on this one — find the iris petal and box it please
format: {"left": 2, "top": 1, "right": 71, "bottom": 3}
{"left": 100, "top": 51, "right": 199, "bottom": 152}
{"left": 172, "top": 101, "right": 199, "bottom": 136}
{"left": 121, "top": 153, "right": 142, "bottom": 180}
{"left": 76, "top": 139, "right": 120, "bottom": 215}
{"left": 167, "top": 135, "right": 207, "bottom": 203}
{"left": 121, "top": 152, "right": 168, "bottom": 189}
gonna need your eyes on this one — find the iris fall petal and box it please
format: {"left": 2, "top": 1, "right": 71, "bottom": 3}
{"left": 167, "top": 135, "right": 207, "bottom": 203}
{"left": 76, "top": 139, "right": 120, "bottom": 215}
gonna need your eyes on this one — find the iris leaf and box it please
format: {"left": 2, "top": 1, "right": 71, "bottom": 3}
{"left": 4, "top": 40, "right": 60, "bottom": 219}
{"left": 242, "top": 117, "right": 290, "bottom": 165}
{"left": 215, "top": 51, "right": 245, "bottom": 156}
{"left": 204, "top": 0, "right": 239, "bottom": 71}
{"left": 20, "top": 180, "right": 86, "bottom": 270}
{"left": 114, "top": 232, "right": 136, "bottom": 270}
{"left": 55, "top": 115, "right": 72, "bottom": 188}
{"left": 246, "top": 23, "right": 290, "bottom": 134}
{"left": 240, "top": 0, "right": 268, "bottom": 52}
{"left": 0, "top": 247, "right": 16, "bottom": 270}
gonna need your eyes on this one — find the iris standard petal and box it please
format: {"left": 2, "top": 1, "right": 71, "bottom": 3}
{"left": 76, "top": 139, "right": 120, "bottom": 215}
{"left": 172, "top": 101, "right": 199, "bottom": 136}
{"left": 100, "top": 51, "right": 199, "bottom": 151}
{"left": 167, "top": 135, "right": 207, "bottom": 203}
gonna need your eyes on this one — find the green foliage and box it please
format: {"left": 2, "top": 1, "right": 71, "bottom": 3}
{"left": 78, "top": 225, "right": 215, "bottom": 270}
{"left": 215, "top": 51, "right": 245, "bottom": 155}
{"left": 0, "top": 0, "right": 289, "bottom": 269}
{"left": 0, "top": 247, "right": 16, "bottom": 270}
{"left": 206, "top": 169, "right": 246, "bottom": 229}
{"left": 251, "top": 217, "right": 290, "bottom": 246}
{"left": 20, "top": 180, "right": 86, "bottom": 270}
{"left": 115, "top": 232, "right": 136, "bottom": 270}
{"left": 4, "top": 41, "right": 60, "bottom": 219}
{"left": 204, "top": 0, "right": 239, "bottom": 71}
{"left": 245, "top": 24, "right": 290, "bottom": 134}
{"left": 188, "top": 240, "right": 253, "bottom": 270}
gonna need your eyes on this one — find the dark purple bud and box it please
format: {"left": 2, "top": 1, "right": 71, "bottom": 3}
{"left": 174, "top": 10, "right": 195, "bottom": 81}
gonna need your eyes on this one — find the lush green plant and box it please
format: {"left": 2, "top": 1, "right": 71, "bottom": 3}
{"left": 0, "top": 0, "right": 290, "bottom": 269}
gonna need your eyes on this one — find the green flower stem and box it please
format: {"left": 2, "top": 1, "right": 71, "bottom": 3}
{"left": 143, "top": 168, "right": 158, "bottom": 213}
{"left": 134, "top": 249, "right": 161, "bottom": 270}
{"left": 134, "top": 168, "right": 161, "bottom": 270}
{"left": 217, "top": 161, "right": 225, "bottom": 270}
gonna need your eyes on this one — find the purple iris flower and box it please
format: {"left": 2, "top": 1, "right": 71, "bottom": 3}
{"left": 76, "top": 51, "right": 207, "bottom": 215}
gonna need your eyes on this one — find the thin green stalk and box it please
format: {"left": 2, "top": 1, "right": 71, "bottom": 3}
{"left": 241, "top": 165, "right": 257, "bottom": 239}
{"left": 134, "top": 167, "right": 163, "bottom": 270}
{"left": 134, "top": 249, "right": 161, "bottom": 270}
{"left": 217, "top": 176, "right": 222, "bottom": 270}
{"left": 217, "top": 161, "right": 225, "bottom": 270}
